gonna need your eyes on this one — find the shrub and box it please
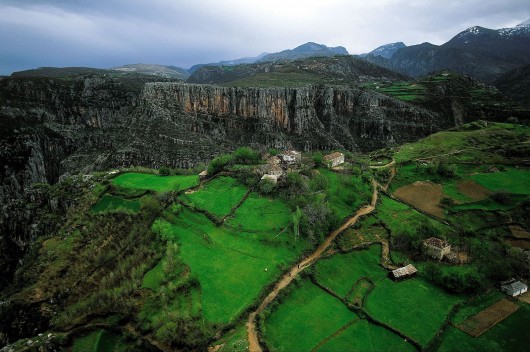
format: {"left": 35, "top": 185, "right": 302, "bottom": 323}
{"left": 159, "top": 166, "right": 171, "bottom": 176}
{"left": 258, "top": 179, "right": 276, "bottom": 194}
{"left": 233, "top": 147, "right": 261, "bottom": 164}
{"left": 207, "top": 153, "right": 234, "bottom": 174}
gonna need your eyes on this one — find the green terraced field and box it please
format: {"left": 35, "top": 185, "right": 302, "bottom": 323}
{"left": 365, "top": 277, "right": 465, "bottom": 346}
{"left": 156, "top": 207, "right": 307, "bottom": 324}
{"left": 91, "top": 194, "right": 141, "bottom": 214}
{"left": 181, "top": 176, "right": 248, "bottom": 218}
{"left": 112, "top": 173, "right": 198, "bottom": 192}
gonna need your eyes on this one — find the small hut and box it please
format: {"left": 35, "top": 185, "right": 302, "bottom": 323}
{"left": 390, "top": 264, "right": 418, "bottom": 281}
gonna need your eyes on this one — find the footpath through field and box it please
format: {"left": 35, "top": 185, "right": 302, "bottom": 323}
{"left": 244, "top": 161, "right": 395, "bottom": 352}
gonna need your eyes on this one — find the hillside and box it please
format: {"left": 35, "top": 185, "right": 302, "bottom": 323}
{"left": 112, "top": 64, "right": 189, "bottom": 80}
{"left": 187, "top": 55, "right": 407, "bottom": 86}
{"left": 1, "top": 122, "right": 529, "bottom": 351}
{"left": 494, "top": 64, "right": 530, "bottom": 108}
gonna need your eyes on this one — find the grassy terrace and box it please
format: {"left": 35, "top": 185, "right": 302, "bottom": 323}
{"left": 318, "top": 168, "right": 372, "bottom": 220}
{"left": 112, "top": 173, "right": 199, "bottom": 192}
{"left": 315, "top": 245, "right": 386, "bottom": 298}
{"left": 438, "top": 304, "right": 530, "bottom": 352}
{"left": 365, "top": 277, "right": 465, "bottom": 346}
{"left": 158, "top": 206, "right": 307, "bottom": 324}
{"left": 91, "top": 194, "right": 142, "bottom": 214}
{"left": 226, "top": 192, "right": 292, "bottom": 232}
{"left": 180, "top": 176, "right": 248, "bottom": 218}
{"left": 263, "top": 280, "right": 356, "bottom": 352}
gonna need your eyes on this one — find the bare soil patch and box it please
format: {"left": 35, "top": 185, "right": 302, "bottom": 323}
{"left": 518, "top": 292, "right": 530, "bottom": 304}
{"left": 394, "top": 181, "right": 444, "bottom": 217}
{"left": 506, "top": 238, "right": 530, "bottom": 250}
{"left": 509, "top": 225, "right": 530, "bottom": 239}
{"left": 457, "top": 298, "right": 519, "bottom": 337}
{"left": 456, "top": 179, "right": 492, "bottom": 201}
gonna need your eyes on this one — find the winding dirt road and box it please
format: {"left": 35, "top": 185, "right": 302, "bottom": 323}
{"left": 246, "top": 179, "right": 379, "bottom": 352}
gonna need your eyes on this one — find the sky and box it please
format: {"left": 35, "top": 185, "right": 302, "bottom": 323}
{"left": 1, "top": 0, "right": 529, "bottom": 75}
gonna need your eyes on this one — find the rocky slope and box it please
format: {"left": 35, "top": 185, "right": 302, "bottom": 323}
{"left": 0, "top": 72, "right": 521, "bottom": 285}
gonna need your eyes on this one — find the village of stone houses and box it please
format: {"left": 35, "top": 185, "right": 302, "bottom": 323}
{"left": 3, "top": 122, "right": 530, "bottom": 352}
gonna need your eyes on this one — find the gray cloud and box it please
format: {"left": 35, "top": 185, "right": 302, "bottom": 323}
{"left": 1, "top": 0, "right": 529, "bottom": 75}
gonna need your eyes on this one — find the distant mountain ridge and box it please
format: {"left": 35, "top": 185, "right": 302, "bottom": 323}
{"left": 363, "top": 19, "right": 530, "bottom": 83}
{"left": 112, "top": 64, "right": 189, "bottom": 79}
{"left": 360, "top": 42, "right": 407, "bottom": 59}
{"left": 188, "top": 42, "right": 348, "bottom": 74}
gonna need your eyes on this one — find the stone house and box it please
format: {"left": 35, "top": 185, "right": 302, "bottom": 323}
{"left": 199, "top": 170, "right": 208, "bottom": 180}
{"left": 423, "top": 237, "right": 451, "bottom": 260}
{"left": 390, "top": 264, "right": 417, "bottom": 281}
{"left": 501, "top": 279, "right": 528, "bottom": 297}
{"left": 324, "top": 152, "right": 345, "bottom": 168}
{"left": 261, "top": 174, "right": 280, "bottom": 184}
{"left": 279, "top": 150, "right": 301, "bottom": 165}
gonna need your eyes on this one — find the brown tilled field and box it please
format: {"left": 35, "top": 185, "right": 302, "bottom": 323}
{"left": 509, "top": 225, "right": 530, "bottom": 239}
{"left": 456, "top": 179, "right": 492, "bottom": 201}
{"left": 457, "top": 298, "right": 519, "bottom": 337}
{"left": 393, "top": 181, "right": 444, "bottom": 217}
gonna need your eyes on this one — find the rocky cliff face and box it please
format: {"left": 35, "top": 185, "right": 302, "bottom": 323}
{"left": 0, "top": 75, "right": 481, "bottom": 284}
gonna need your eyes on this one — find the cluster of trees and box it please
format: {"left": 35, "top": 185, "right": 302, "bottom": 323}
{"left": 208, "top": 147, "right": 262, "bottom": 174}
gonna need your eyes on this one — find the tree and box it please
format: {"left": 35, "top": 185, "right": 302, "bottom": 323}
{"left": 233, "top": 147, "right": 260, "bottom": 164}
{"left": 258, "top": 179, "right": 276, "bottom": 194}
{"left": 207, "top": 153, "right": 234, "bottom": 174}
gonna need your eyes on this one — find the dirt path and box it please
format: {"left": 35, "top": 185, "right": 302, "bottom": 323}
{"left": 246, "top": 180, "right": 379, "bottom": 352}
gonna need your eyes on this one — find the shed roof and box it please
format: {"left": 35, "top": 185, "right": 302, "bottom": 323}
{"left": 199, "top": 170, "right": 208, "bottom": 176}
{"left": 392, "top": 264, "right": 417, "bottom": 278}
{"left": 502, "top": 280, "right": 527, "bottom": 292}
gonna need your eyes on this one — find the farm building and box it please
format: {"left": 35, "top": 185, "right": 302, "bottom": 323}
{"left": 279, "top": 150, "right": 301, "bottom": 165}
{"left": 423, "top": 237, "right": 451, "bottom": 260}
{"left": 390, "top": 264, "right": 417, "bottom": 281}
{"left": 199, "top": 170, "right": 208, "bottom": 180}
{"left": 501, "top": 279, "right": 528, "bottom": 297}
{"left": 267, "top": 165, "right": 283, "bottom": 176}
{"left": 324, "top": 152, "right": 345, "bottom": 167}
{"left": 261, "top": 174, "right": 280, "bottom": 184}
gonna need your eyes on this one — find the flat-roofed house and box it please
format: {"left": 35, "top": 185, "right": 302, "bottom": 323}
{"left": 501, "top": 279, "right": 528, "bottom": 297}
{"left": 423, "top": 237, "right": 451, "bottom": 260}
{"left": 324, "top": 152, "right": 345, "bottom": 168}
{"left": 279, "top": 150, "right": 301, "bottom": 165}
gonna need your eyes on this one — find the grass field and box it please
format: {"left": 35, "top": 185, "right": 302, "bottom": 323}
{"left": 226, "top": 192, "right": 292, "bottom": 233}
{"left": 91, "top": 194, "right": 141, "bottom": 214}
{"left": 315, "top": 245, "right": 386, "bottom": 298}
{"left": 393, "top": 122, "right": 529, "bottom": 163}
{"left": 181, "top": 176, "right": 248, "bottom": 218}
{"left": 470, "top": 168, "right": 530, "bottom": 195}
{"left": 72, "top": 329, "right": 123, "bottom": 352}
{"left": 218, "top": 325, "right": 249, "bottom": 352}
{"left": 438, "top": 304, "right": 530, "bottom": 352}
{"left": 376, "top": 196, "right": 453, "bottom": 240}
{"left": 158, "top": 207, "right": 307, "bottom": 324}
{"left": 450, "top": 194, "right": 527, "bottom": 212}
{"left": 365, "top": 277, "right": 465, "bottom": 346}
{"left": 263, "top": 280, "right": 356, "bottom": 352}
{"left": 318, "top": 168, "right": 372, "bottom": 220}
{"left": 315, "top": 319, "right": 416, "bottom": 352}
{"left": 112, "top": 173, "right": 198, "bottom": 192}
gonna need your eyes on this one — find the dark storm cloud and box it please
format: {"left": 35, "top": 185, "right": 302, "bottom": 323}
{"left": 1, "top": 0, "right": 529, "bottom": 75}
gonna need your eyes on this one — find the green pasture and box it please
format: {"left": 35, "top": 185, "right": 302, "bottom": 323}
{"left": 91, "top": 194, "right": 141, "bottom": 214}
{"left": 470, "top": 168, "right": 530, "bottom": 195}
{"left": 156, "top": 207, "right": 307, "bottom": 324}
{"left": 112, "top": 173, "right": 198, "bottom": 192}
{"left": 438, "top": 304, "right": 530, "bottom": 352}
{"left": 365, "top": 277, "right": 465, "bottom": 346}
{"left": 315, "top": 245, "right": 386, "bottom": 298}
{"left": 181, "top": 176, "right": 248, "bottom": 217}
{"left": 376, "top": 196, "right": 453, "bottom": 239}
{"left": 263, "top": 280, "right": 356, "bottom": 352}
{"left": 316, "top": 319, "right": 416, "bottom": 352}
{"left": 318, "top": 168, "right": 372, "bottom": 220}
{"left": 226, "top": 192, "right": 292, "bottom": 233}
{"left": 72, "top": 329, "right": 123, "bottom": 352}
